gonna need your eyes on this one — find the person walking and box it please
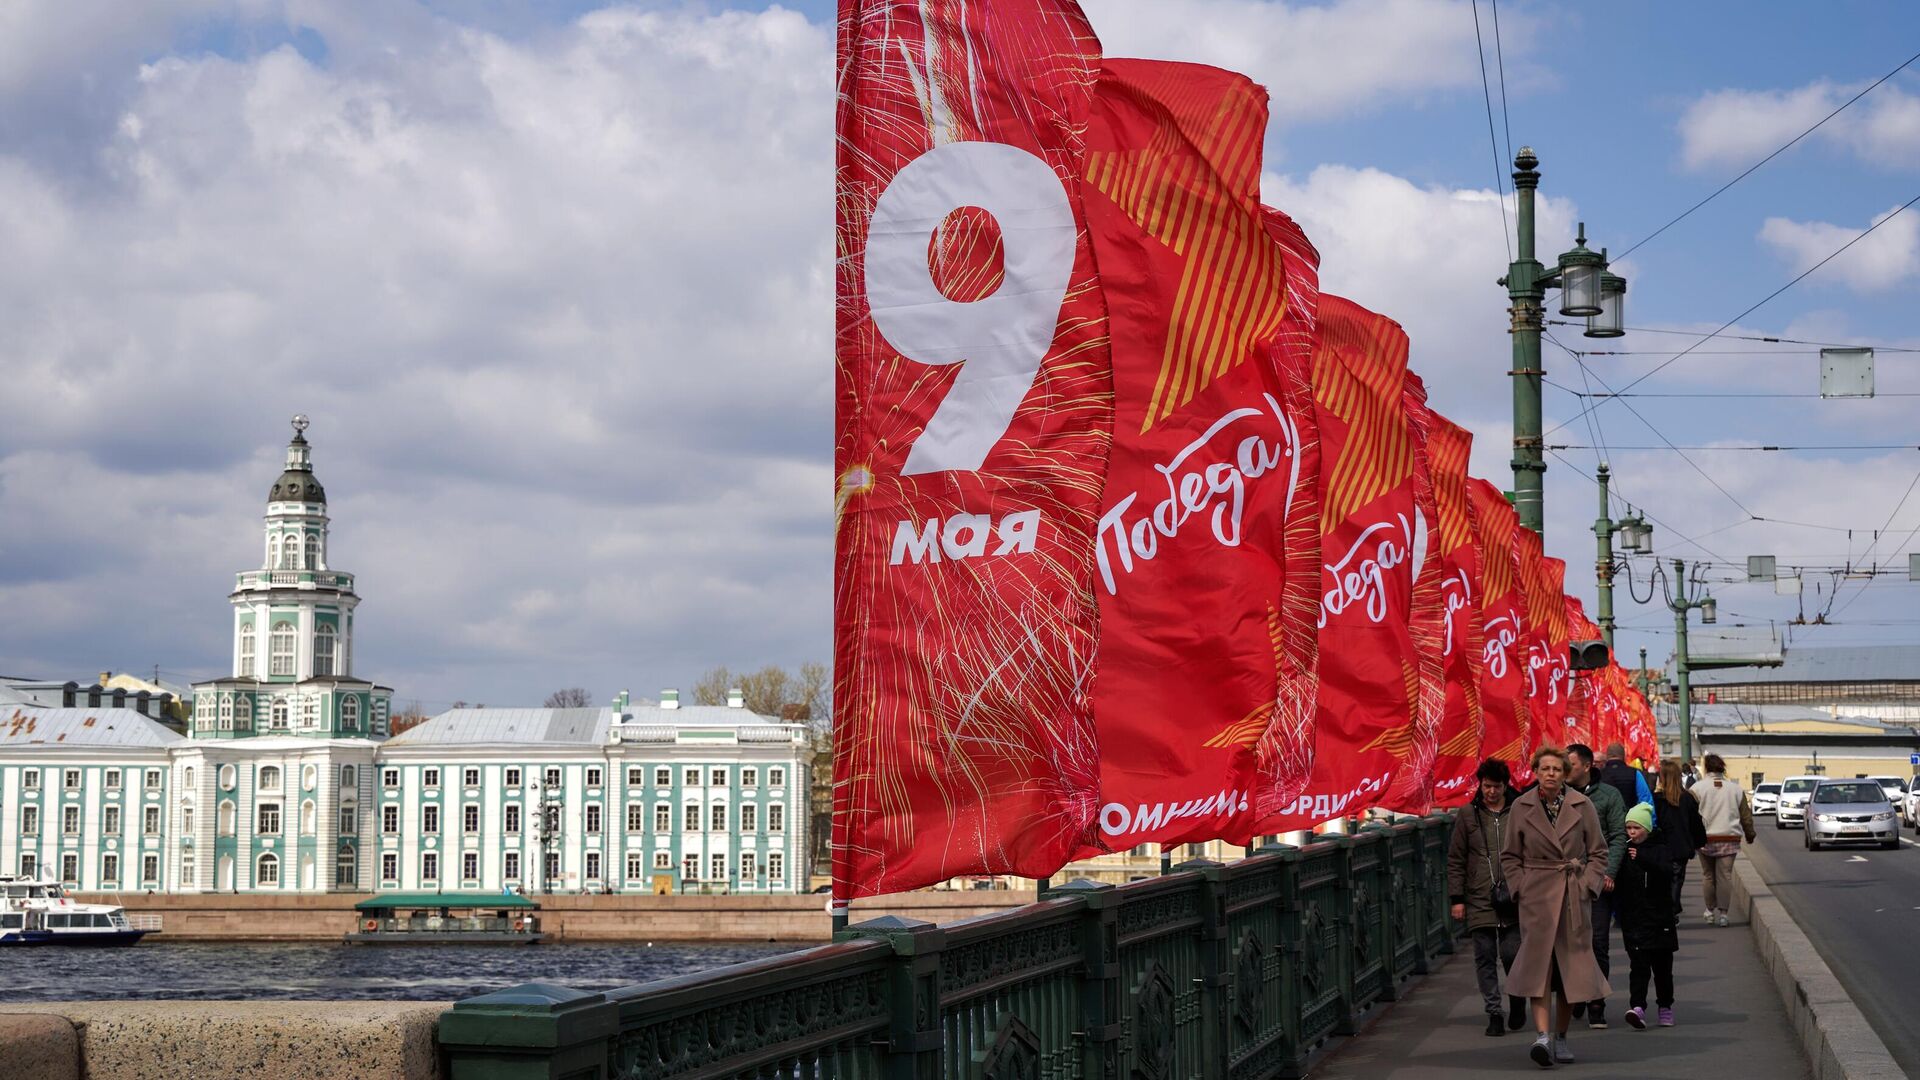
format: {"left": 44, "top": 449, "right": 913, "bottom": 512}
{"left": 1598, "top": 743, "right": 1655, "bottom": 822}
{"left": 1616, "top": 803, "right": 1680, "bottom": 1029}
{"left": 1565, "top": 743, "right": 1627, "bottom": 1029}
{"left": 1501, "top": 745, "right": 1610, "bottom": 1068}
{"left": 1654, "top": 759, "right": 1707, "bottom": 915}
{"left": 1449, "top": 759, "right": 1527, "bottom": 1036}
{"left": 1692, "top": 753, "right": 1756, "bottom": 927}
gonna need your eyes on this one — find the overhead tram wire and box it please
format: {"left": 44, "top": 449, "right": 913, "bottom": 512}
{"left": 1827, "top": 461, "right": 1920, "bottom": 619}
{"left": 1546, "top": 443, "right": 1920, "bottom": 452}
{"left": 1490, "top": 0, "right": 1516, "bottom": 172}
{"left": 1544, "top": 446, "right": 1735, "bottom": 563}
{"left": 1614, "top": 46, "right": 1920, "bottom": 261}
{"left": 1544, "top": 324, "right": 1920, "bottom": 353}
{"left": 1470, "top": 0, "right": 1512, "bottom": 261}
{"left": 1545, "top": 189, "right": 1920, "bottom": 441}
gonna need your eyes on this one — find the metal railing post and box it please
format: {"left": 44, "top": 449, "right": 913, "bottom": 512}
{"left": 437, "top": 983, "right": 618, "bottom": 1080}
{"left": 1051, "top": 879, "right": 1122, "bottom": 1080}
{"left": 839, "top": 915, "right": 945, "bottom": 1080}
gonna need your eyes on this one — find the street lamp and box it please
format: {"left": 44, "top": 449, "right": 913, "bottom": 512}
{"left": 1666, "top": 559, "right": 1717, "bottom": 763}
{"left": 1503, "top": 149, "right": 1629, "bottom": 536}
{"left": 1591, "top": 463, "right": 1653, "bottom": 649}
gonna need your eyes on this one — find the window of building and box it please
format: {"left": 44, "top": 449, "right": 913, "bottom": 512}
{"left": 627, "top": 852, "right": 645, "bottom": 879}
{"left": 655, "top": 804, "right": 671, "bottom": 832}
{"left": 503, "top": 852, "right": 521, "bottom": 881}
{"left": 60, "top": 854, "right": 77, "bottom": 883}
{"left": 260, "top": 766, "right": 281, "bottom": 792}
{"left": 544, "top": 853, "right": 560, "bottom": 884}
{"left": 145, "top": 769, "right": 161, "bottom": 791}
{"left": 683, "top": 803, "right": 701, "bottom": 831}
{"left": 626, "top": 803, "right": 645, "bottom": 832}
{"left": 105, "top": 768, "right": 122, "bottom": 790}
{"left": 423, "top": 768, "right": 440, "bottom": 788}
{"left": 768, "top": 853, "right": 784, "bottom": 884}
{"left": 585, "top": 852, "right": 602, "bottom": 881}
{"left": 341, "top": 765, "right": 355, "bottom": 789}
{"left": 627, "top": 767, "right": 645, "bottom": 786}
{"left": 182, "top": 807, "right": 193, "bottom": 834}
{"left": 339, "top": 807, "right": 356, "bottom": 834}
{"left": 586, "top": 767, "right": 603, "bottom": 788}
{"left": 22, "top": 769, "right": 38, "bottom": 789}
{"left": 141, "top": 854, "right": 158, "bottom": 885}
{"left": 219, "top": 697, "right": 234, "bottom": 730}
{"left": 505, "top": 767, "right": 522, "bottom": 788}
{"left": 313, "top": 624, "right": 337, "bottom": 677}
{"left": 709, "top": 804, "right": 726, "bottom": 832}
{"left": 684, "top": 768, "right": 700, "bottom": 787}
{"left": 742, "top": 767, "right": 758, "bottom": 788}
{"left": 382, "top": 767, "right": 399, "bottom": 789}
{"left": 740, "top": 852, "right": 756, "bottom": 884}
{"left": 179, "top": 852, "right": 195, "bottom": 887}
{"left": 102, "top": 853, "right": 119, "bottom": 884}
{"left": 144, "top": 806, "right": 161, "bottom": 835}
{"left": 585, "top": 804, "right": 602, "bottom": 834}
{"left": 238, "top": 623, "right": 256, "bottom": 678}
{"left": 218, "top": 801, "right": 236, "bottom": 836}
{"left": 219, "top": 765, "right": 236, "bottom": 789}
{"left": 462, "top": 852, "right": 479, "bottom": 882}
{"left": 504, "top": 804, "right": 521, "bottom": 834}
{"left": 653, "top": 851, "right": 671, "bottom": 870}
{"left": 381, "top": 853, "right": 398, "bottom": 883}
{"left": 257, "top": 803, "right": 281, "bottom": 835}
{"left": 270, "top": 699, "right": 288, "bottom": 730}
{"left": 21, "top": 806, "right": 39, "bottom": 834}
{"left": 335, "top": 849, "right": 355, "bottom": 886}
{"left": 269, "top": 621, "right": 297, "bottom": 676}
{"left": 655, "top": 767, "right": 671, "bottom": 788}
{"left": 19, "top": 854, "right": 37, "bottom": 879}
{"left": 299, "top": 800, "right": 315, "bottom": 836}
{"left": 63, "top": 769, "right": 80, "bottom": 790}
{"left": 184, "top": 766, "right": 195, "bottom": 788}
{"left": 421, "top": 852, "right": 438, "bottom": 882}
{"left": 709, "top": 853, "right": 725, "bottom": 881}
{"left": 463, "top": 767, "right": 480, "bottom": 788}
{"left": 709, "top": 768, "right": 726, "bottom": 787}
{"left": 543, "top": 767, "right": 562, "bottom": 788}
{"left": 340, "top": 696, "right": 358, "bottom": 731}
{"left": 104, "top": 805, "right": 122, "bottom": 835}
{"left": 422, "top": 805, "right": 440, "bottom": 834}
{"left": 769, "top": 768, "right": 786, "bottom": 788}
{"left": 381, "top": 805, "right": 399, "bottom": 834}
{"left": 257, "top": 852, "right": 279, "bottom": 886}
{"left": 62, "top": 805, "right": 79, "bottom": 834}
{"left": 768, "top": 804, "right": 785, "bottom": 832}
{"left": 683, "top": 854, "right": 699, "bottom": 881}
{"left": 235, "top": 696, "right": 252, "bottom": 730}
{"left": 463, "top": 804, "right": 479, "bottom": 834}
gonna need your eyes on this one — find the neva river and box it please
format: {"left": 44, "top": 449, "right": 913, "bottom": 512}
{"left": 0, "top": 941, "right": 802, "bottom": 1002}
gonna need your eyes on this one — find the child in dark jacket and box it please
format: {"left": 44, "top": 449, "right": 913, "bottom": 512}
{"left": 1618, "top": 802, "right": 1680, "bottom": 1028}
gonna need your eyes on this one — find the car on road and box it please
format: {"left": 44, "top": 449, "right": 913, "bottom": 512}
{"left": 1871, "top": 775, "right": 1909, "bottom": 808}
{"left": 1904, "top": 782, "right": 1920, "bottom": 831}
{"left": 1804, "top": 779, "right": 1901, "bottom": 851}
{"left": 1752, "top": 782, "right": 1781, "bottom": 816}
{"left": 1776, "top": 775, "right": 1821, "bottom": 829}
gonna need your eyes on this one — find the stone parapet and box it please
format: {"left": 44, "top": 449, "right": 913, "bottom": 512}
{"left": 0, "top": 1001, "right": 444, "bottom": 1080}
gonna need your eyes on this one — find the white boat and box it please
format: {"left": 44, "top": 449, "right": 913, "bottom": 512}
{"left": 0, "top": 875, "right": 158, "bottom": 947}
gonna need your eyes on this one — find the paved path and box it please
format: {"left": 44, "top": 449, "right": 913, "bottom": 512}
{"left": 1746, "top": 820, "right": 1920, "bottom": 1075}
{"left": 1311, "top": 873, "right": 1810, "bottom": 1079}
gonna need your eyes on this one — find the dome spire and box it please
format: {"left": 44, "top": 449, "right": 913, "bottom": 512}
{"left": 269, "top": 414, "right": 326, "bottom": 503}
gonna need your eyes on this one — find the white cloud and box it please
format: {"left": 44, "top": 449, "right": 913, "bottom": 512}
{"left": 1757, "top": 205, "right": 1920, "bottom": 291}
{"left": 1083, "top": 0, "right": 1519, "bottom": 124}
{"left": 1678, "top": 79, "right": 1920, "bottom": 171}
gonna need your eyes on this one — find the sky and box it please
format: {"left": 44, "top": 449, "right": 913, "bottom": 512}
{"left": 6, "top": 0, "right": 1920, "bottom": 710}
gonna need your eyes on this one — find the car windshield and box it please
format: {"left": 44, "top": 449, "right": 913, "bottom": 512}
{"left": 1872, "top": 778, "right": 1906, "bottom": 791}
{"left": 1783, "top": 779, "right": 1817, "bottom": 794}
{"left": 1757, "top": 784, "right": 1781, "bottom": 794}
{"left": 1813, "top": 783, "right": 1883, "bottom": 804}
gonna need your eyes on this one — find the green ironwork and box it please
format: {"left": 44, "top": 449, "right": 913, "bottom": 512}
{"left": 1507, "top": 148, "right": 1548, "bottom": 536}
{"left": 437, "top": 815, "right": 1462, "bottom": 1080}
{"left": 354, "top": 891, "right": 536, "bottom": 911}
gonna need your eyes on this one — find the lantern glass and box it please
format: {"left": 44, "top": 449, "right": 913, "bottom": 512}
{"left": 1700, "top": 597, "right": 1717, "bottom": 624}
{"left": 1560, "top": 262, "right": 1603, "bottom": 317}
{"left": 1585, "top": 273, "right": 1627, "bottom": 338}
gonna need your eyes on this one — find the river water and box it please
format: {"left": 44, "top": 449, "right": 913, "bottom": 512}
{"left": 0, "top": 941, "right": 803, "bottom": 1002}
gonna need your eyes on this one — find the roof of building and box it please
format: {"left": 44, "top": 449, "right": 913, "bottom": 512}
{"left": 355, "top": 891, "right": 536, "bottom": 911}
{"left": 384, "top": 708, "right": 615, "bottom": 747}
{"left": 1665, "top": 703, "right": 1907, "bottom": 731}
{"left": 0, "top": 708, "right": 186, "bottom": 749}
{"left": 1686, "top": 644, "right": 1920, "bottom": 687}
{"left": 616, "top": 704, "right": 780, "bottom": 726}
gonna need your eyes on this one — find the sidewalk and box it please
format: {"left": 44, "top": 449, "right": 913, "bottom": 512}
{"left": 1311, "top": 874, "right": 1811, "bottom": 1079}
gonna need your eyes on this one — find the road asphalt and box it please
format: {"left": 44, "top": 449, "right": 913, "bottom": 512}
{"left": 1745, "top": 817, "right": 1920, "bottom": 1077}
{"left": 1308, "top": 872, "right": 1811, "bottom": 1080}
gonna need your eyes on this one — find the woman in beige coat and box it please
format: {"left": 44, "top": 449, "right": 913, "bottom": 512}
{"left": 1501, "top": 745, "right": 1611, "bottom": 1068}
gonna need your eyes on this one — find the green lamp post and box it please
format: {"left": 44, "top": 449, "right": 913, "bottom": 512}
{"left": 1502, "top": 148, "right": 1628, "bottom": 536}
{"left": 1667, "top": 559, "right": 1718, "bottom": 764}
{"left": 1592, "top": 463, "right": 1652, "bottom": 651}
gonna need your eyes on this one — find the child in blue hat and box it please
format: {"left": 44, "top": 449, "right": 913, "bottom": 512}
{"left": 1617, "top": 802, "right": 1680, "bottom": 1028}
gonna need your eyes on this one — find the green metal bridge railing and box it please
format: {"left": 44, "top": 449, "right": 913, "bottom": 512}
{"left": 437, "top": 815, "right": 1457, "bottom": 1080}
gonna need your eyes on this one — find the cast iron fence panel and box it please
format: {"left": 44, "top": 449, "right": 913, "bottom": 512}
{"left": 1220, "top": 847, "right": 1296, "bottom": 1080}
{"left": 1289, "top": 836, "right": 1348, "bottom": 1056}
{"left": 1343, "top": 831, "right": 1389, "bottom": 1020}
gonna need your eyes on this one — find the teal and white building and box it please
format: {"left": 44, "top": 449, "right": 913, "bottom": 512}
{"left": 0, "top": 418, "right": 811, "bottom": 894}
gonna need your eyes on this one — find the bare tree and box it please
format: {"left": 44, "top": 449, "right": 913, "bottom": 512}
{"left": 544, "top": 687, "right": 593, "bottom": 708}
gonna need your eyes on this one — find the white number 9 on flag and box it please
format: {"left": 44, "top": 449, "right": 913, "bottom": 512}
{"left": 863, "top": 142, "right": 1077, "bottom": 475}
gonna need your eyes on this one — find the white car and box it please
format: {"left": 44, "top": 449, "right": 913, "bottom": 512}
{"left": 1752, "top": 783, "right": 1781, "bottom": 816}
{"left": 1871, "top": 775, "right": 1908, "bottom": 808}
{"left": 1776, "top": 775, "right": 1822, "bottom": 829}
{"left": 1904, "top": 782, "right": 1920, "bottom": 830}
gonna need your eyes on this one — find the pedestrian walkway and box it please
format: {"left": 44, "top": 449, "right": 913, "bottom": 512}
{"left": 1312, "top": 875, "right": 1810, "bottom": 1079}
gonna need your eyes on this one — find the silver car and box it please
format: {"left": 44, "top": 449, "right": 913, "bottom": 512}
{"left": 1804, "top": 779, "right": 1900, "bottom": 851}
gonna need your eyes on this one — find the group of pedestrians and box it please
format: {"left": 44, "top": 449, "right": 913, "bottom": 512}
{"left": 1448, "top": 744, "right": 1756, "bottom": 1068}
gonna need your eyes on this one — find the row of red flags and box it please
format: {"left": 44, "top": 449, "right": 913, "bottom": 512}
{"left": 831, "top": 0, "right": 1659, "bottom": 901}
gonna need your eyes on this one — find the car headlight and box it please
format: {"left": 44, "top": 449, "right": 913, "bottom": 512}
{"left": 1815, "top": 814, "right": 1836, "bottom": 823}
{"left": 1873, "top": 811, "right": 1895, "bottom": 822}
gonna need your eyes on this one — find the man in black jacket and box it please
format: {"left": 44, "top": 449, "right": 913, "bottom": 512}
{"left": 1448, "top": 758, "right": 1527, "bottom": 1036}
{"left": 1599, "top": 742, "right": 1654, "bottom": 823}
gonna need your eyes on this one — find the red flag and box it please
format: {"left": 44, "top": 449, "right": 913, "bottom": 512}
{"left": 1077, "top": 59, "right": 1323, "bottom": 850}
{"left": 1257, "top": 294, "right": 1421, "bottom": 829}
{"left": 1380, "top": 373, "right": 1448, "bottom": 813}
{"left": 1512, "top": 527, "right": 1554, "bottom": 768}
{"left": 1420, "top": 412, "right": 1487, "bottom": 808}
{"left": 1468, "top": 479, "right": 1531, "bottom": 781}
{"left": 833, "top": 0, "right": 1110, "bottom": 899}
{"left": 1539, "top": 556, "right": 1573, "bottom": 741}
